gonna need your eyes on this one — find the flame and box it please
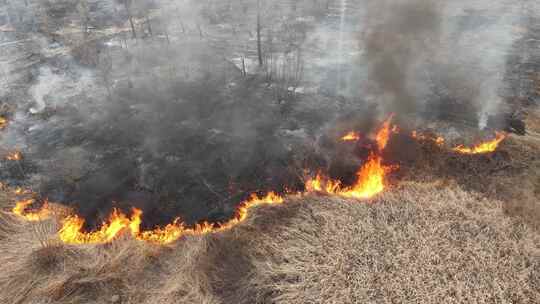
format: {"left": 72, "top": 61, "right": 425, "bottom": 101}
{"left": 12, "top": 199, "right": 52, "bottom": 221}
{"left": 375, "top": 115, "right": 394, "bottom": 150}
{"left": 57, "top": 192, "right": 285, "bottom": 245}
{"left": 341, "top": 153, "right": 389, "bottom": 199}
{"left": 306, "top": 153, "right": 391, "bottom": 200}
{"left": 341, "top": 131, "right": 361, "bottom": 142}
{"left": 453, "top": 132, "right": 507, "bottom": 154}
{"left": 59, "top": 208, "right": 138, "bottom": 244}
{"left": 11, "top": 116, "right": 401, "bottom": 246}
{"left": 6, "top": 151, "right": 22, "bottom": 161}
{"left": 305, "top": 173, "right": 342, "bottom": 193}
{"left": 138, "top": 192, "right": 285, "bottom": 244}
{"left": 0, "top": 117, "right": 6, "bottom": 130}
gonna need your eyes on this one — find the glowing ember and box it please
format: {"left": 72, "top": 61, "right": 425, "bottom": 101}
{"left": 341, "top": 131, "right": 361, "bottom": 142}
{"left": 305, "top": 173, "right": 342, "bottom": 193}
{"left": 6, "top": 151, "right": 22, "bottom": 161}
{"left": 14, "top": 187, "right": 27, "bottom": 195}
{"left": 0, "top": 117, "right": 6, "bottom": 130}
{"left": 58, "top": 192, "right": 285, "bottom": 245}
{"left": 453, "top": 132, "right": 507, "bottom": 154}
{"left": 411, "top": 131, "right": 445, "bottom": 147}
{"left": 12, "top": 199, "right": 52, "bottom": 221}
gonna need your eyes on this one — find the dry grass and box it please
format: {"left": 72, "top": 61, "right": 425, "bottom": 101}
{"left": 242, "top": 184, "right": 540, "bottom": 303}
{"left": 0, "top": 180, "right": 538, "bottom": 304}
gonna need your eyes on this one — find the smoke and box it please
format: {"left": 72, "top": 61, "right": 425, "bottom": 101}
{"left": 301, "top": 0, "right": 522, "bottom": 128}
{"left": 366, "top": 0, "right": 524, "bottom": 127}
{"left": 363, "top": 0, "right": 442, "bottom": 115}
{"left": 0, "top": 0, "right": 529, "bottom": 229}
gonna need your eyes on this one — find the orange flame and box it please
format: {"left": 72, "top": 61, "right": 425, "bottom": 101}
{"left": 305, "top": 173, "right": 342, "bottom": 193}
{"left": 305, "top": 153, "right": 391, "bottom": 200}
{"left": 58, "top": 192, "right": 285, "bottom": 245}
{"left": 6, "top": 151, "right": 22, "bottom": 161}
{"left": 453, "top": 132, "right": 506, "bottom": 154}
{"left": 375, "top": 114, "right": 394, "bottom": 150}
{"left": 0, "top": 117, "right": 7, "bottom": 130}
{"left": 12, "top": 199, "right": 52, "bottom": 221}
{"left": 341, "top": 131, "right": 361, "bottom": 142}
{"left": 341, "top": 153, "right": 389, "bottom": 199}
{"left": 59, "top": 209, "right": 136, "bottom": 244}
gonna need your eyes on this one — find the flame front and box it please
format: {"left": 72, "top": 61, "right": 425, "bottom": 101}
{"left": 305, "top": 153, "right": 390, "bottom": 200}
{"left": 341, "top": 131, "right": 361, "bottom": 142}
{"left": 453, "top": 132, "right": 506, "bottom": 154}
{"left": 341, "top": 153, "right": 388, "bottom": 199}
{"left": 12, "top": 199, "right": 52, "bottom": 221}
{"left": 0, "top": 117, "right": 7, "bottom": 130}
{"left": 57, "top": 192, "right": 285, "bottom": 245}
{"left": 59, "top": 209, "right": 139, "bottom": 244}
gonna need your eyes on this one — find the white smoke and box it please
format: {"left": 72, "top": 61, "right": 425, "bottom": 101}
{"left": 29, "top": 66, "right": 63, "bottom": 114}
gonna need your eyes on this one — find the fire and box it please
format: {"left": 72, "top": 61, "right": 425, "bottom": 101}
{"left": 6, "top": 151, "right": 22, "bottom": 161}
{"left": 306, "top": 153, "right": 391, "bottom": 200}
{"left": 375, "top": 115, "right": 394, "bottom": 150}
{"left": 341, "top": 153, "right": 388, "bottom": 199}
{"left": 306, "top": 117, "right": 395, "bottom": 200}
{"left": 10, "top": 116, "right": 400, "bottom": 246}
{"left": 453, "top": 132, "right": 507, "bottom": 154}
{"left": 305, "top": 173, "right": 342, "bottom": 193}
{"left": 341, "top": 131, "right": 361, "bottom": 142}
{"left": 411, "top": 131, "right": 445, "bottom": 147}
{"left": 0, "top": 117, "right": 6, "bottom": 129}
{"left": 59, "top": 209, "right": 132, "bottom": 244}
{"left": 12, "top": 199, "right": 52, "bottom": 221}
{"left": 58, "top": 192, "right": 285, "bottom": 245}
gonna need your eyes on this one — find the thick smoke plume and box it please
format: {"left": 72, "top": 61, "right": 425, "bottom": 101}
{"left": 364, "top": 0, "right": 442, "bottom": 115}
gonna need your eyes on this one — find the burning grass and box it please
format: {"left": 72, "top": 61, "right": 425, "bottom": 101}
{"left": 7, "top": 116, "right": 515, "bottom": 247}
{"left": 452, "top": 132, "right": 507, "bottom": 154}
{"left": 0, "top": 181, "right": 538, "bottom": 303}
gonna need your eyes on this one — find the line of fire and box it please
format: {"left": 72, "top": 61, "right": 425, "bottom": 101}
{"left": 4, "top": 115, "right": 507, "bottom": 246}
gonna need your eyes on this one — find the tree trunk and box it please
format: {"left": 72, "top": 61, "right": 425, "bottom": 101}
{"left": 257, "top": 2, "right": 263, "bottom": 66}
{"left": 146, "top": 16, "right": 153, "bottom": 36}
{"left": 129, "top": 16, "right": 137, "bottom": 39}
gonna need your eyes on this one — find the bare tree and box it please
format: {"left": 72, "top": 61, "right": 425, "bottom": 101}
{"left": 122, "top": 0, "right": 137, "bottom": 39}
{"left": 256, "top": 0, "right": 263, "bottom": 66}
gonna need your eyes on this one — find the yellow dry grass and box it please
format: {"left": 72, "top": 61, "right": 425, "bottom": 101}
{"left": 0, "top": 179, "right": 538, "bottom": 304}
